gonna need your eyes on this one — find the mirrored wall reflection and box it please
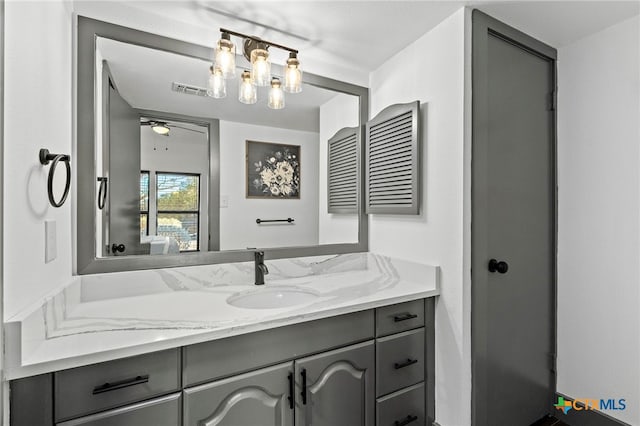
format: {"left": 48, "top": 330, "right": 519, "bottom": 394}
{"left": 139, "top": 120, "right": 209, "bottom": 255}
{"left": 94, "top": 36, "right": 359, "bottom": 258}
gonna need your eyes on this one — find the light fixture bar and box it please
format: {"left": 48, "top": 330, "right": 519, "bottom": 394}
{"left": 219, "top": 27, "right": 299, "bottom": 54}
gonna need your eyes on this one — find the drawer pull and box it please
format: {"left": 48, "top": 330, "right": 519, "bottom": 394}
{"left": 394, "top": 358, "right": 418, "bottom": 370}
{"left": 393, "top": 313, "right": 418, "bottom": 322}
{"left": 287, "top": 373, "right": 294, "bottom": 409}
{"left": 92, "top": 375, "right": 149, "bottom": 395}
{"left": 394, "top": 415, "right": 418, "bottom": 426}
{"left": 300, "top": 369, "right": 307, "bottom": 405}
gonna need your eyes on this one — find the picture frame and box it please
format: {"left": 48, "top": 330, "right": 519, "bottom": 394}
{"left": 246, "top": 140, "right": 301, "bottom": 199}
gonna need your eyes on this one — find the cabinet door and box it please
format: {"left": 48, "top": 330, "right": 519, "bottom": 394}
{"left": 183, "top": 362, "right": 294, "bottom": 426}
{"left": 295, "top": 340, "right": 374, "bottom": 426}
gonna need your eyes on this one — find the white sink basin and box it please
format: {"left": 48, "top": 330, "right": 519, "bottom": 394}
{"left": 227, "top": 286, "right": 319, "bottom": 309}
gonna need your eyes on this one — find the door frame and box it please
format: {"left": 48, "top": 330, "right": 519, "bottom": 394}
{"left": 471, "top": 9, "right": 558, "bottom": 425}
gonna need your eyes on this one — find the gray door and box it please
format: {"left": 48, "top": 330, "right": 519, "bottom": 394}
{"left": 183, "top": 362, "right": 294, "bottom": 426}
{"left": 295, "top": 341, "right": 374, "bottom": 426}
{"left": 472, "top": 11, "right": 556, "bottom": 426}
{"left": 107, "top": 83, "right": 143, "bottom": 255}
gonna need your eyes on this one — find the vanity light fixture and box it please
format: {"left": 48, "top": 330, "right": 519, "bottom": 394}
{"left": 208, "top": 65, "right": 226, "bottom": 99}
{"left": 284, "top": 52, "right": 302, "bottom": 93}
{"left": 238, "top": 70, "right": 257, "bottom": 104}
{"left": 214, "top": 31, "right": 236, "bottom": 78}
{"left": 250, "top": 41, "right": 271, "bottom": 86}
{"left": 211, "top": 28, "right": 303, "bottom": 109}
{"left": 268, "top": 77, "right": 285, "bottom": 109}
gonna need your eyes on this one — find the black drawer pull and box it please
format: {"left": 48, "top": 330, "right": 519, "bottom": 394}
{"left": 395, "top": 415, "right": 418, "bottom": 426}
{"left": 300, "top": 369, "right": 307, "bottom": 405}
{"left": 394, "top": 358, "right": 418, "bottom": 370}
{"left": 287, "top": 373, "right": 294, "bottom": 409}
{"left": 92, "top": 375, "right": 149, "bottom": 395}
{"left": 393, "top": 313, "right": 418, "bottom": 322}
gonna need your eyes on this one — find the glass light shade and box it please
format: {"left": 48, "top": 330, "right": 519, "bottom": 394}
{"left": 215, "top": 33, "right": 236, "bottom": 78}
{"left": 152, "top": 124, "right": 170, "bottom": 135}
{"left": 208, "top": 66, "right": 227, "bottom": 99}
{"left": 250, "top": 47, "right": 271, "bottom": 87}
{"left": 284, "top": 52, "right": 302, "bottom": 93}
{"left": 238, "top": 70, "right": 257, "bottom": 104}
{"left": 268, "top": 78, "right": 285, "bottom": 110}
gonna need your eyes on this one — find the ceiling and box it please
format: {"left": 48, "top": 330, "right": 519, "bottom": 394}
{"left": 76, "top": 0, "right": 640, "bottom": 87}
{"left": 86, "top": 0, "right": 638, "bottom": 132}
{"left": 474, "top": 1, "right": 640, "bottom": 47}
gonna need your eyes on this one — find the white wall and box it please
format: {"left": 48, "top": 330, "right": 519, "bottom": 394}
{"left": 318, "top": 93, "right": 359, "bottom": 244}
{"left": 0, "top": 0, "right": 5, "bottom": 421}
{"left": 558, "top": 15, "right": 640, "bottom": 425}
{"left": 3, "top": 1, "right": 74, "bottom": 320}
{"left": 140, "top": 125, "right": 210, "bottom": 250}
{"left": 368, "top": 8, "right": 469, "bottom": 426}
{"left": 219, "top": 121, "right": 319, "bottom": 250}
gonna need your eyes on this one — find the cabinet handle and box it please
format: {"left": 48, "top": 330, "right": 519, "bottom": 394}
{"left": 92, "top": 375, "right": 149, "bottom": 394}
{"left": 394, "top": 414, "right": 418, "bottom": 426}
{"left": 287, "top": 373, "right": 294, "bottom": 410}
{"left": 300, "top": 369, "right": 307, "bottom": 405}
{"left": 393, "top": 313, "right": 418, "bottom": 322}
{"left": 394, "top": 358, "right": 418, "bottom": 370}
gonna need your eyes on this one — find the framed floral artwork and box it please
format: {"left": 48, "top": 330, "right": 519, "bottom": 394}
{"left": 246, "top": 140, "right": 301, "bottom": 199}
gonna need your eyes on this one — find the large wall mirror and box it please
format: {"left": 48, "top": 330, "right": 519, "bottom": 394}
{"left": 76, "top": 16, "right": 368, "bottom": 274}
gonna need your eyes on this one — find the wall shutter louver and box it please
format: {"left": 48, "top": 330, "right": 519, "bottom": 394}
{"left": 327, "top": 126, "right": 360, "bottom": 214}
{"left": 365, "top": 101, "right": 420, "bottom": 214}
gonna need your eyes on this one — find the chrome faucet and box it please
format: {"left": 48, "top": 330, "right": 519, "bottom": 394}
{"left": 254, "top": 251, "right": 269, "bottom": 285}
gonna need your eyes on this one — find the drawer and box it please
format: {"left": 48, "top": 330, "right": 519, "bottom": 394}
{"left": 56, "top": 393, "right": 181, "bottom": 426}
{"left": 376, "top": 328, "right": 425, "bottom": 396}
{"left": 376, "top": 383, "right": 425, "bottom": 426}
{"left": 54, "top": 349, "right": 180, "bottom": 422}
{"left": 376, "top": 300, "right": 425, "bottom": 337}
{"left": 183, "top": 310, "right": 374, "bottom": 386}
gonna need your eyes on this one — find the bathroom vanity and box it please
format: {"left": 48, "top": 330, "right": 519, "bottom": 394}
{"left": 7, "top": 254, "right": 439, "bottom": 426}
{"left": 5, "top": 11, "right": 439, "bottom": 426}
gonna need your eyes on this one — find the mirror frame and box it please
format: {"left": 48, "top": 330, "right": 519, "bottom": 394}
{"left": 76, "top": 15, "right": 369, "bottom": 274}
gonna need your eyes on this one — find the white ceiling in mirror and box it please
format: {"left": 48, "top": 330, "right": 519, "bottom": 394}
{"left": 97, "top": 37, "right": 338, "bottom": 132}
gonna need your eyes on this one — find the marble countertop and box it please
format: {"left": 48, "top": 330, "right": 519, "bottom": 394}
{"left": 4, "top": 253, "right": 439, "bottom": 380}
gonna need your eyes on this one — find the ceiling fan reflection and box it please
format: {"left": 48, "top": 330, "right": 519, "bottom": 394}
{"left": 140, "top": 120, "right": 205, "bottom": 136}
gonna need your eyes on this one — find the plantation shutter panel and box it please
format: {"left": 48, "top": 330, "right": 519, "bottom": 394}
{"left": 365, "top": 101, "right": 420, "bottom": 215}
{"left": 327, "top": 126, "right": 360, "bottom": 214}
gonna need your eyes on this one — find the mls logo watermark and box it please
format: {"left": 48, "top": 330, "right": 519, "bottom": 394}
{"left": 554, "top": 396, "right": 626, "bottom": 415}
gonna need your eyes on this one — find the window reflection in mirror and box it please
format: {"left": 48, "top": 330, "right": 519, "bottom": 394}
{"left": 94, "top": 34, "right": 360, "bottom": 259}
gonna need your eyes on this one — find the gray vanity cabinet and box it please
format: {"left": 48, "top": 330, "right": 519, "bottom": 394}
{"left": 295, "top": 341, "right": 375, "bottom": 426}
{"left": 183, "top": 362, "right": 294, "bottom": 426}
{"left": 9, "top": 300, "right": 434, "bottom": 426}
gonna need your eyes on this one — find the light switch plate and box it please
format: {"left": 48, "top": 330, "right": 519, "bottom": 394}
{"left": 45, "top": 220, "right": 57, "bottom": 263}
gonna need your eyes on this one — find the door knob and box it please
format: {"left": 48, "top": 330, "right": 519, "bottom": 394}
{"left": 488, "top": 259, "right": 508, "bottom": 274}
{"left": 111, "top": 243, "right": 126, "bottom": 254}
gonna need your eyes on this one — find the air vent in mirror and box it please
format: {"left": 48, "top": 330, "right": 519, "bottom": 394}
{"left": 171, "top": 82, "right": 209, "bottom": 97}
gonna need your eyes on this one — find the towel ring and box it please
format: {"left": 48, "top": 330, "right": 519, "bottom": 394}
{"left": 97, "top": 177, "right": 108, "bottom": 210}
{"left": 39, "top": 148, "right": 71, "bottom": 208}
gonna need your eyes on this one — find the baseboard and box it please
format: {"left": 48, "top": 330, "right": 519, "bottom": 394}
{"left": 555, "top": 393, "right": 631, "bottom": 426}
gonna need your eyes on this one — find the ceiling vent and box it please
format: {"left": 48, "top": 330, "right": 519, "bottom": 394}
{"left": 171, "top": 82, "right": 209, "bottom": 97}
